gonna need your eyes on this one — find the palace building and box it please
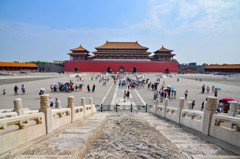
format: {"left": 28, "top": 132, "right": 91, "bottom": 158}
{"left": 64, "top": 41, "right": 179, "bottom": 73}
{"left": 0, "top": 62, "right": 38, "bottom": 71}
{"left": 204, "top": 64, "right": 240, "bottom": 73}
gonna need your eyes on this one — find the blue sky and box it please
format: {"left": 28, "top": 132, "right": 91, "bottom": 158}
{"left": 0, "top": 0, "right": 239, "bottom": 64}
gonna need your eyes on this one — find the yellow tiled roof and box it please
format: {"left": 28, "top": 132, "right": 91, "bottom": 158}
{"left": 0, "top": 62, "right": 38, "bottom": 67}
{"left": 70, "top": 44, "right": 89, "bottom": 52}
{"left": 95, "top": 41, "right": 148, "bottom": 50}
{"left": 155, "top": 45, "right": 173, "bottom": 52}
{"left": 205, "top": 64, "right": 240, "bottom": 69}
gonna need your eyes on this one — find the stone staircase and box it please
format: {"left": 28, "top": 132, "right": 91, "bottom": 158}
{"left": 140, "top": 113, "right": 239, "bottom": 159}
{"left": 13, "top": 113, "right": 109, "bottom": 159}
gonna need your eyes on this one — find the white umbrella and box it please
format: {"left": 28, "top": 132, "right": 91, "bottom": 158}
{"left": 40, "top": 88, "right": 45, "bottom": 91}
{"left": 167, "top": 85, "right": 171, "bottom": 88}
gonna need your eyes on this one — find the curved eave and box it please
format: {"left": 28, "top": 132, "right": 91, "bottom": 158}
{"left": 154, "top": 50, "right": 174, "bottom": 53}
{"left": 68, "top": 52, "right": 89, "bottom": 55}
{"left": 92, "top": 51, "right": 151, "bottom": 55}
{"left": 95, "top": 41, "right": 149, "bottom": 50}
{"left": 69, "top": 50, "right": 89, "bottom": 53}
{"left": 154, "top": 54, "right": 176, "bottom": 56}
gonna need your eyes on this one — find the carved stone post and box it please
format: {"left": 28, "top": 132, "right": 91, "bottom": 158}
{"left": 89, "top": 98, "right": 94, "bottom": 114}
{"left": 155, "top": 99, "right": 159, "bottom": 114}
{"left": 67, "top": 96, "right": 75, "bottom": 123}
{"left": 39, "top": 94, "right": 52, "bottom": 134}
{"left": 187, "top": 101, "right": 192, "bottom": 110}
{"left": 81, "top": 97, "right": 86, "bottom": 117}
{"left": 202, "top": 96, "right": 217, "bottom": 135}
{"left": 177, "top": 97, "right": 185, "bottom": 123}
{"left": 228, "top": 101, "right": 238, "bottom": 117}
{"left": 163, "top": 98, "right": 169, "bottom": 118}
{"left": 14, "top": 98, "right": 24, "bottom": 116}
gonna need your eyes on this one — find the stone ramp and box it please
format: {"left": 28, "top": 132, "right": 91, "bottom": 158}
{"left": 140, "top": 113, "right": 239, "bottom": 159}
{"left": 13, "top": 113, "right": 109, "bottom": 159}
{"left": 83, "top": 112, "right": 186, "bottom": 159}
{"left": 12, "top": 112, "right": 240, "bottom": 159}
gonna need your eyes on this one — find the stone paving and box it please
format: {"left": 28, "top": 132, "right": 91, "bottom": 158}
{"left": 13, "top": 112, "right": 239, "bottom": 158}
{"left": 84, "top": 113, "right": 185, "bottom": 159}
{"left": 1, "top": 73, "right": 240, "bottom": 158}
{"left": 143, "top": 113, "right": 239, "bottom": 159}
{"left": 14, "top": 113, "right": 109, "bottom": 159}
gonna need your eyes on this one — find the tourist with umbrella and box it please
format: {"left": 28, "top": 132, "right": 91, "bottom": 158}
{"left": 214, "top": 87, "right": 221, "bottom": 97}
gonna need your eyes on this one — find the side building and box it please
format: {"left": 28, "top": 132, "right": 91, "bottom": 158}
{"left": 0, "top": 62, "right": 38, "bottom": 72}
{"left": 204, "top": 64, "right": 240, "bottom": 73}
{"left": 64, "top": 41, "right": 179, "bottom": 73}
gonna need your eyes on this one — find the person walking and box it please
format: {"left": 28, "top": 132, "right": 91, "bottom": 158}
{"left": 184, "top": 89, "right": 188, "bottom": 100}
{"left": 55, "top": 98, "right": 61, "bottom": 109}
{"left": 3, "top": 89, "right": 6, "bottom": 95}
{"left": 214, "top": 89, "right": 218, "bottom": 97}
{"left": 92, "top": 84, "right": 95, "bottom": 92}
{"left": 21, "top": 84, "right": 25, "bottom": 94}
{"left": 126, "top": 90, "right": 130, "bottom": 101}
{"left": 201, "top": 84, "right": 205, "bottom": 94}
{"left": 14, "top": 85, "right": 18, "bottom": 95}
{"left": 123, "top": 90, "right": 127, "bottom": 102}
{"left": 87, "top": 84, "right": 90, "bottom": 92}
{"left": 192, "top": 100, "right": 195, "bottom": 109}
{"left": 206, "top": 86, "right": 210, "bottom": 94}
{"left": 50, "top": 97, "right": 54, "bottom": 107}
{"left": 212, "top": 85, "right": 215, "bottom": 94}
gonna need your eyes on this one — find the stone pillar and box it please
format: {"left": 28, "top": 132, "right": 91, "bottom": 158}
{"left": 202, "top": 96, "right": 217, "bottom": 135}
{"left": 163, "top": 98, "right": 169, "bottom": 118}
{"left": 39, "top": 94, "right": 52, "bottom": 134}
{"left": 14, "top": 98, "right": 24, "bottom": 116}
{"left": 81, "top": 97, "right": 86, "bottom": 117}
{"left": 155, "top": 99, "right": 159, "bottom": 114}
{"left": 89, "top": 98, "right": 94, "bottom": 114}
{"left": 228, "top": 101, "right": 238, "bottom": 117}
{"left": 176, "top": 97, "right": 185, "bottom": 123}
{"left": 160, "top": 96, "right": 163, "bottom": 103}
{"left": 67, "top": 96, "right": 75, "bottom": 123}
{"left": 187, "top": 101, "right": 192, "bottom": 110}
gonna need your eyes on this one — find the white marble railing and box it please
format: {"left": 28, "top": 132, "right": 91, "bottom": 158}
{"left": 0, "top": 113, "right": 46, "bottom": 155}
{"left": 150, "top": 97, "right": 240, "bottom": 150}
{"left": 74, "top": 106, "right": 84, "bottom": 121}
{"left": 52, "top": 108, "right": 71, "bottom": 131}
{"left": 180, "top": 109, "right": 204, "bottom": 132}
{"left": 210, "top": 114, "right": 240, "bottom": 148}
{"left": 165, "top": 107, "right": 178, "bottom": 122}
{"left": 0, "top": 95, "right": 97, "bottom": 157}
{"left": 0, "top": 112, "right": 18, "bottom": 119}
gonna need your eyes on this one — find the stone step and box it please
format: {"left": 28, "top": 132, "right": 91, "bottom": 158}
{"left": 14, "top": 112, "right": 109, "bottom": 158}
{"left": 192, "top": 156, "right": 240, "bottom": 159}
{"left": 14, "top": 155, "right": 72, "bottom": 159}
{"left": 138, "top": 113, "right": 239, "bottom": 158}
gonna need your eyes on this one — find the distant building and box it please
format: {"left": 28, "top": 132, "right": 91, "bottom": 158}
{"left": 64, "top": 41, "right": 179, "bottom": 73}
{"left": 0, "top": 62, "right": 38, "bottom": 71}
{"left": 204, "top": 64, "right": 240, "bottom": 73}
{"left": 52, "top": 60, "right": 64, "bottom": 64}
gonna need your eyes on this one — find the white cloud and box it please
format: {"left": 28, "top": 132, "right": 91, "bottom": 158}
{"left": 134, "top": 0, "right": 240, "bottom": 35}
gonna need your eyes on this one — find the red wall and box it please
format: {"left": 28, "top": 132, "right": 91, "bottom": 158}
{"left": 64, "top": 61, "right": 179, "bottom": 73}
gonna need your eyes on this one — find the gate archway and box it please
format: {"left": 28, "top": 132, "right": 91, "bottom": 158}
{"left": 165, "top": 68, "right": 170, "bottom": 74}
{"left": 132, "top": 67, "right": 136, "bottom": 73}
{"left": 107, "top": 67, "right": 112, "bottom": 73}
{"left": 74, "top": 68, "right": 78, "bottom": 73}
{"left": 119, "top": 67, "right": 124, "bottom": 73}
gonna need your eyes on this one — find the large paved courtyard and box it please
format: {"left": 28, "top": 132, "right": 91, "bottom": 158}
{"left": 0, "top": 73, "right": 240, "bottom": 112}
